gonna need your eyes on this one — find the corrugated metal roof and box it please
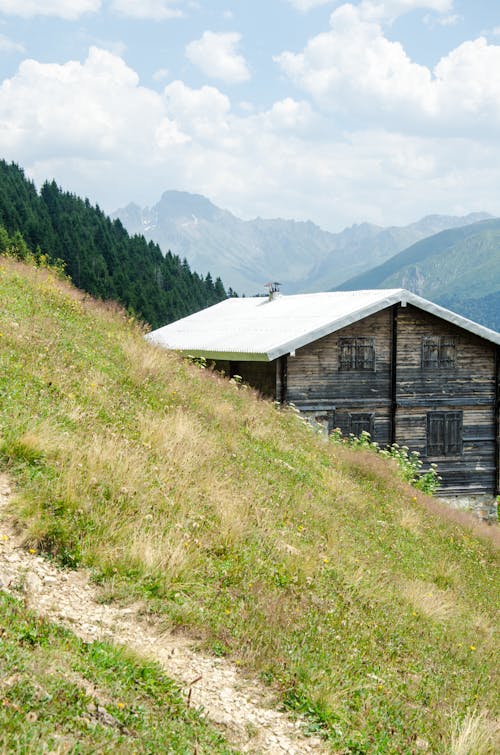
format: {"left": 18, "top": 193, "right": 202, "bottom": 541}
{"left": 146, "top": 289, "right": 500, "bottom": 361}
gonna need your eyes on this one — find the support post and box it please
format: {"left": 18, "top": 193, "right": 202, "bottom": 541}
{"left": 496, "top": 346, "right": 500, "bottom": 495}
{"left": 390, "top": 304, "right": 398, "bottom": 446}
{"left": 276, "top": 355, "right": 288, "bottom": 405}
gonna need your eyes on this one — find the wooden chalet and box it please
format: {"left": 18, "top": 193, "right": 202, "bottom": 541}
{"left": 148, "top": 289, "right": 500, "bottom": 496}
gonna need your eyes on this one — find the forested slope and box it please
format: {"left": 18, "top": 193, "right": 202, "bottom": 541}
{"left": 0, "top": 161, "right": 227, "bottom": 327}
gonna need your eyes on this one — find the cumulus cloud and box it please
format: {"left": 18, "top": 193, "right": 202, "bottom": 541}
{"left": 287, "top": 0, "right": 453, "bottom": 15}
{"left": 1, "top": 46, "right": 499, "bottom": 233}
{"left": 287, "top": 0, "right": 336, "bottom": 11}
{"left": 186, "top": 31, "right": 250, "bottom": 84}
{"left": 359, "top": 0, "right": 453, "bottom": 21}
{"left": 0, "top": 0, "right": 100, "bottom": 19}
{"left": 0, "top": 47, "right": 174, "bottom": 160}
{"left": 275, "top": 3, "right": 500, "bottom": 135}
{"left": 0, "top": 33, "right": 25, "bottom": 53}
{"left": 111, "top": 0, "right": 183, "bottom": 20}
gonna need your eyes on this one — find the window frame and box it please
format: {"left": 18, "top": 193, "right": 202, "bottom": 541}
{"left": 427, "top": 411, "right": 463, "bottom": 457}
{"left": 349, "top": 412, "right": 375, "bottom": 438}
{"left": 339, "top": 337, "right": 375, "bottom": 372}
{"left": 422, "top": 335, "right": 456, "bottom": 370}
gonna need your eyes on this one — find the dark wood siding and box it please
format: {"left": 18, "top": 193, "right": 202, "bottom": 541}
{"left": 211, "top": 359, "right": 277, "bottom": 399}
{"left": 395, "top": 305, "right": 497, "bottom": 495}
{"left": 286, "top": 309, "right": 393, "bottom": 445}
{"left": 209, "top": 304, "right": 498, "bottom": 495}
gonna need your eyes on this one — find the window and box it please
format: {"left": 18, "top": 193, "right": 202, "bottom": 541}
{"left": 349, "top": 413, "right": 375, "bottom": 438}
{"left": 339, "top": 337, "right": 375, "bottom": 371}
{"left": 422, "top": 336, "right": 456, "bottom": 369}
{"left": 427, "top": 411, "right": 463, "bottom": 456}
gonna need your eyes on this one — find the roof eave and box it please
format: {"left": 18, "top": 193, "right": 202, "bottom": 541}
{"left": 153, "top": 346, "right": 271, "bottom": 362}
{"left": 402, "top": 292, "right": 500, "bottom": 346}
{"left": 266, "top": 290, "right": 406, "bottom": 359}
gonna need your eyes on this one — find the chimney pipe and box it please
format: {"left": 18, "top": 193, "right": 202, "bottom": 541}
{"left": 265, "top": 281, "right": 282, "bottom": 301}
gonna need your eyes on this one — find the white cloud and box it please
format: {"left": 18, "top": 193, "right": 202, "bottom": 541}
{"left": 287, "top": 0, "right": 452, "bottom": 14}
{"left": 276, "top": 3, "right": 500, "bottom": 135}
{"left": 1, "top": 46, "right": 500, "bottom": 235}
{"left": 111, "top": 0, "right": 183, "bottom": 20}
{"left": 263, "top": 98, "right": 316, "bottom": 131}
{"left": 287, "top": 0, "right": 336, "bottom": 11}
{"left": 0, "top": 47, "right": 172, "bottom": 160}
{"left": 186, "top": 31, "right": 250, "bottom": 84}
{"left": 153, "top": 67, "right": 170, "bottom": 82}
{"left": 0, "top": 33, "right": 24, "bottom": 53}
{"left": 0, "top": 0, "right": 100, "bottom": 19}
{"left": 359, "top": 0, "right": 453, "bottom": 21}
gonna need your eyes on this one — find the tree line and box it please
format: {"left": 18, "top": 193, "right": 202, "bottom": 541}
{"left": 0, "top": 160, "right": 229, "bottom": 328}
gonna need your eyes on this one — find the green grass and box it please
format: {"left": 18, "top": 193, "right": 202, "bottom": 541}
{"left": 0, "top": 591, "right": 234, "bottom": 753}
{"left": 1, "top": 257, "right": 499, "bottom": 753}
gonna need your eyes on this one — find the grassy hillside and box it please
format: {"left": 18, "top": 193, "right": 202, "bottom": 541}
{"left": 336, "top": 218, "right": 500, "bottom": 330}
{"left": 1, "top": 257, "right": 499, "bottom": 753}
{"left": 0, "top": 593, "right": 233, "bottom": 753}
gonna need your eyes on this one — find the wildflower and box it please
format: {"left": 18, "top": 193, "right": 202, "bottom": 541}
{"left": 323, "top": 557, "right": 329, "bottom": 564}
{"left": 117, "top": 702, "right": 125, "bottom": 709}
{"left": 470, "top": 645, "right": 476, "bottom": 651}
{"left": 29, "top": 548, "right": 36, "bottom": 554}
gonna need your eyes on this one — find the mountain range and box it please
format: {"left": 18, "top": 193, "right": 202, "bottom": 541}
{"left": 337, "top": 218, "right": 500, "bottom": 331}
{"left": 113, "top": 192, "right": 491, "bottom": 296}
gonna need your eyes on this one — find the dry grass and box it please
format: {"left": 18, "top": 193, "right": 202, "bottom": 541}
{"left": 1, "top": 258, "right": 499, "bottom": 753}
{"left": 451, "top": 710, "right": 500, "bottom": 755}
{"left": 402, "top": 579, "right": 457, "bottom": 622}
{"left": 399, "top": 507, "right": 424, "bottom": 535}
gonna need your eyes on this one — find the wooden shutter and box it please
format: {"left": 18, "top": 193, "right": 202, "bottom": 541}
{"left": 427, "top": 411, "right": 463, "bottom": 456}
{"left": 355, "top": 338, "right": 375, "bottom": 370}
{"left": 422, "top": 337, "right": 439, "bottom": 368}
{"left": 439, "top": 337, "right": 456, "bottom": 368}
{"left": 339, "top": 338, "right": 355, "bottom": 370}
{"left": 427, "top": 412, "right": 445, "bottom": 455}
{"left": 350, "top": 413, "right": 374, "bottom": 438}
{"left": 445, "top": 412, "right": 463, "bottom": 455}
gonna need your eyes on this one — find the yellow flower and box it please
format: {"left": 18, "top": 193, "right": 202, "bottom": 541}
{"left": 323, "top": 558, "right": 329, "bottom": 564}
{"left": 117, "top": 702, "right": 125, "bottom": 709}
{"left": 470, "top": 645, "right": 476, "bottom": 651}
{"left": 29, "top": 548, "right": 36, "bottom": 554}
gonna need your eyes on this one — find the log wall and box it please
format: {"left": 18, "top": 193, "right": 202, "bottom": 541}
{"left": 210, "top": 305, "right": 499, "bottom": 495}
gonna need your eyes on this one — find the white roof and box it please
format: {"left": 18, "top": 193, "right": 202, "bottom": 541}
{"left": 147, "top": 289, "right": 500, "bottom": 361}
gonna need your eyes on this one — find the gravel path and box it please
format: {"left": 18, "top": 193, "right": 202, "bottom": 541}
{"left": 0, "top": 474, "right": 327, "bottom": 754}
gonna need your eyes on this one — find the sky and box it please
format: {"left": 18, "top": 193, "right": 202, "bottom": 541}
{"left": 0, "top": 0, "right": 499, "bottom": 232}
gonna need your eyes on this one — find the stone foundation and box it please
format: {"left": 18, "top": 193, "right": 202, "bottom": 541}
{"left": 437, "top": 495, "right": 498, "bottom": 524}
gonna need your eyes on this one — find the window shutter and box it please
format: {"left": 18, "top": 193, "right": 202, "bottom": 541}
{"left": 422, "top": 337, "right": 439, "bottom": 368}
{"left": 422, "top": 336, "right": 456, "bottom": 368}
{"left": 427, "top": 411, "right": 463, "bottom": 456}
{"left": 356, "top": 338, "right": 375, "bottom": 370}
{"left": 339, "top": 339, "right": 354, "bottom": 370}
{"left": 445, "top": 412, "right": 463, "bottom": 455}
{"left": 428, "top": 412, "right": 445, "bottom": 455}
{"left": 440, "top": 338, "right": 456, "bottom": 368}
{"left": 350, "top": 413, "right": 374, "bottom": 437}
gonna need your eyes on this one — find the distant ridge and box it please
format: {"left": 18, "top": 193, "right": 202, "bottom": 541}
{"left": 113, "top": 190, "right": 491, "bottom": 295}
{"left": 336, "top": 217, "right": 500, "bottom": 331}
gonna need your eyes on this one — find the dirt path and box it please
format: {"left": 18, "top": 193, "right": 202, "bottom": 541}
{"left": 0, "top": 474, "right": 326, "bottom": 754}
